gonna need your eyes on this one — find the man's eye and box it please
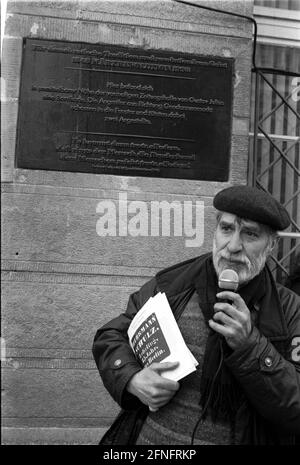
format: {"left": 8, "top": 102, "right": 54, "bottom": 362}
{"left": 221, "top": 225, "right": 232, "bottom": 232}
{"left": 245, "top": 231, "right": 258, "bottom": 238}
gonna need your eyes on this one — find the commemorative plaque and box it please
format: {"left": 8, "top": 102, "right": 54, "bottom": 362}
{"left": 16, "top": 38, "right": 234, "bottom": 181}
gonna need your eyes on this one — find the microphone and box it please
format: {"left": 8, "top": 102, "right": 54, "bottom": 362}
{"left": 216, "top": 270, "right": 239, "bottom": 351}
{"left": 218, "top": 269, "right": 239, "bottom": 292}
{"left": 217, "top": 269, "right": 239, "bottom": 305}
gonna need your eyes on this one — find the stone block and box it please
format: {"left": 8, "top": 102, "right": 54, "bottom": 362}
{"left": 2, "top": 367, "right": 118, "bottom": 423}
{"left": 2, "top": 191, "right": 215, "bottom": 268}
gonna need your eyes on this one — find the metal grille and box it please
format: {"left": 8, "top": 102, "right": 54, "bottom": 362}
{"left": 249, "top": 44, "right": 300, "bottom": 283}
{"left": 254, "top": 0, "right": 300, "bottom": 10}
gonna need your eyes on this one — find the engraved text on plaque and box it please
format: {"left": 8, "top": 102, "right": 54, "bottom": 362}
{"left": 16, "top": 38, "right": 234, "bottom": 181}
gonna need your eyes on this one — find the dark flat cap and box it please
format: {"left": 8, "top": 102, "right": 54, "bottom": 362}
{"left": 213, "top": 185, "right": 291, "bottom": 231}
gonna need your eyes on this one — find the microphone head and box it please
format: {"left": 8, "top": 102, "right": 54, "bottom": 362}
{"left": 218, "top": 269, "right": 239, "bottom": 291}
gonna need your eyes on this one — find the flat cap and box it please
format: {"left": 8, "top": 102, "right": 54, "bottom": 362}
{"left": 213, "top": 185, "right": 291, "bottom": 231}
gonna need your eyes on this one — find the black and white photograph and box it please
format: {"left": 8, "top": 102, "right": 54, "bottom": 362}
{"left": 1, "top": 0, "right": 300, "bottom": 454}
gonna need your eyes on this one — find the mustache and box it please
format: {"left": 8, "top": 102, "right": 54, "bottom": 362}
{"left": 217, "top": 252, "right": 251, "bottom": 266}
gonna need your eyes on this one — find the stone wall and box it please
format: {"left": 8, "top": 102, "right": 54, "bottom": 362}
{"left": 1, "top": 0, "right": 253, "bottom": 444}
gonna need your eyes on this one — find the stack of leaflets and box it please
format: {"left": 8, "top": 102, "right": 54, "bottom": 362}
{"left": 127, "top": 292, "right": 198, "bottom": 381}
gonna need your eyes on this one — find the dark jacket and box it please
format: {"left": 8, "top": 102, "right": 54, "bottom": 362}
{"left": 93, "top": 253, "right": 300, "bottom": 442}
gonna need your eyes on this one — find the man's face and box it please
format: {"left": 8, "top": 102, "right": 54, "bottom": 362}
{"left": 212, "top": 212, "right": 273, "bottom": 285}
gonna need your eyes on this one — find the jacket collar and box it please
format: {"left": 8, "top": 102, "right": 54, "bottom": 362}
{"left": 256, "top": 265, "right": 289, "bottom": 341}
{"left": 156, "top": 253, "right": 289, "bottom": 342}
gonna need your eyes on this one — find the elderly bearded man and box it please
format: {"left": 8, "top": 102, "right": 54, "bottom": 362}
{"left": 93, "top": 186, "right": 300, "bottom": 445}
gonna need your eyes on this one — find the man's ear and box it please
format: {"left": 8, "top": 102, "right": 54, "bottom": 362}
{"left": 269, "top": 235, "right": 279, "bottom": 252}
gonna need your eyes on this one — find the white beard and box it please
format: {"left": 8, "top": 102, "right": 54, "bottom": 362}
{"left": 212, "top": 238, "right": 269, "bottom": 285}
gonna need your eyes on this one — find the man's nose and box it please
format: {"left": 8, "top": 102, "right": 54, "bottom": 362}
{"left": 227, "top": 231, "right": 243, "bottom": 253}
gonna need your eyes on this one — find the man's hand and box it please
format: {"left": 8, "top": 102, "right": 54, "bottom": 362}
{"left": 209, "top": 291, "right": 252, "bottom": 350}
{"left": 126, "top": 361, "right": 180, "bottom": 412}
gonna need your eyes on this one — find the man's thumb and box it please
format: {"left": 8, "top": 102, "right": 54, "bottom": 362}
{"left": 150, "top": 361, "right": 179, "bottom": 372}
